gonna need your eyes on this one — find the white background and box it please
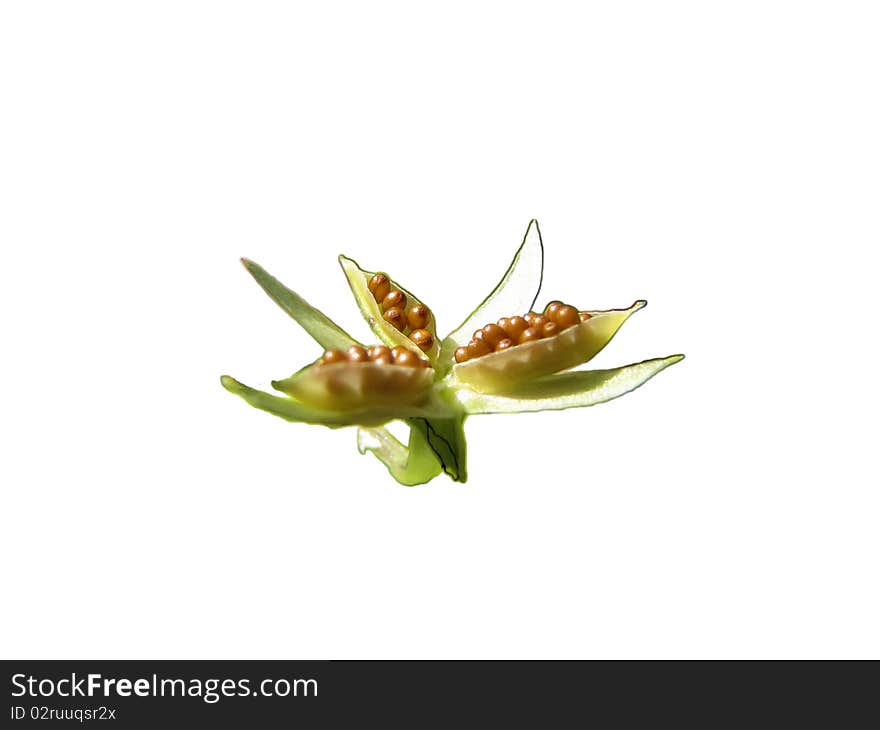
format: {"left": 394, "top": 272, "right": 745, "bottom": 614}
{"left": 1, "top": 2, "right": 877, "bottom": 659}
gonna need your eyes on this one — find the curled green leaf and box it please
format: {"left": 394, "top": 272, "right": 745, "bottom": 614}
{"left": 357, "top": 424, "right": 443, "bottom": 486}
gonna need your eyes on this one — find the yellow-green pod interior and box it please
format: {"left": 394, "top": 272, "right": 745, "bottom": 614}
{"left": 273, "top": 360, "right": 434, "bottom": 412}
{"left": 338, "top": 255, "right": 441, "bottom": 364}
{"left": 450, "top": 301, "right": 646, "bottom": 393}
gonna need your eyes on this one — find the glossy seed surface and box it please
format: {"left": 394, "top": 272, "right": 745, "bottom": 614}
{"left": 480, "top": 323, "right": 508, "bottom": 348}
{"left": 321, "top": 348, "right": 347, "bottom": 365}
{"left": 382, "top": 289, "right": 407, "bottom": 312}
{"left": 393, "top": 349, "right": 421, "bottom": 367}
{"left": 383, "top": 307, "right": 407, "bottom": 331}
{"left": 555, "top": 305, "right": 580, "bottom": 329}
{"left": 407, "top": 304, "right": 430, "bottom": 330}
{"left": 544, "top": 301, "right": 564, "bottom": 321}
{"left": 454, "top": 346, "right": 470, "bottom": 363}
{"left": 500, "top": 315, "right": 528, "bottom": 340}
{"left": 347, "top": 345, "right": 369, "bottom": 362}
{"left": 367, "top": 345, "right": 392, "bottom": 360}
{"left": 467, "top": 338, "right": 491, "bottom": 358}
{"left": 409, "top": 328, "right": 434, "bottom": 352}
{"left": 369, "top": 273, "right": 391, "bottom": 303}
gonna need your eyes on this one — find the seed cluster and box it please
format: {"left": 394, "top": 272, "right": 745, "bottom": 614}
{"left": 319, "top": 345, "right": 431, "bottom": 368}
{"left": 367, "top": 273, "right": 435, "bottom": 353}
{"left": 454, "top": 301, "right": 591, "bottom": 363}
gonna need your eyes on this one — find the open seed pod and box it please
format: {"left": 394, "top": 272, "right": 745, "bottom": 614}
{"left": 273, "top": 358, "right": 434, "bottom": 411}
{"left": 338, "top": 256, "right": 440, "bottom": 364}
{"left": 450, "top": 301, "right": 646, "bottom": 393}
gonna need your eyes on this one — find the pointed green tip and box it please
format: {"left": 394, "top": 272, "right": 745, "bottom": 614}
{"left": 240, "top": 258, "right": 262, "bottom": 278}
{"left": 220, "top": 374, "right": 240, "bottom": 392}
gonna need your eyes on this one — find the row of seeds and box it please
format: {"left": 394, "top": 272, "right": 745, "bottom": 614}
{"left": 454, "top": 301, "right": 591, "bottom": 363}
{"left": 319, "top": 344, "right": 431, "bottom": 368}
{"left": 367, "top": 273, "right": 435, "bottom": 353}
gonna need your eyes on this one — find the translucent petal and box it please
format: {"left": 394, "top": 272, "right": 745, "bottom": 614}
{"left": 440, "top": 219, "right": 544, "bottom": 364}
{"left": 454, "top": 355, "right": 684, "bottom": 414}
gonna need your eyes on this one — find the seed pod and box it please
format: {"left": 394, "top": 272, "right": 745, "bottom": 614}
{"left": 407, "top": 304, "right": 430, "bottom": 331}
{"left": 382, "top": 289, "right": 407, "bottom": 313}
{"left": 499, "top": 315, "right": 528, "bottom": 341}
{"left": 383, "top": 307, "right": 407, "bottom": 331}
{"left": 467, "top": 338, "right": 491, "bottom": 359}
{"left": 339, "top": 256, "right": 441, "bottom": 363}
{"left": 275, "top": 360, "right": 433, "bottom": 411}
{"left": 347, "top": 345, "right": 369, "bottom": 362}
{"left": 452, "top": 301, "right": 647, "bottom": 393}
{"left": 368, "top": 273, "right": 391, "bottom": 303}
{"left": 409, "top": 328, "right": 435, "bottom": 352}
{"left": 367, "top": 345, "right": 392, "bottom": 361}
{"left": 541, "top": 322, "right": 559, "bottom": 339}
{"left": 321, "top": 348, "right": 347, "bottom": 365}
{"left": 454, "top": 346, "right": 470, "bottom": 363}
{"left": 544, "top": 300, "right": 564, "bottom": 322}
{"left": 555, "top": 305, "right": 580, "bottom": 330}
{"left": 495, "top": 338, "right": 514, "bottom": 351}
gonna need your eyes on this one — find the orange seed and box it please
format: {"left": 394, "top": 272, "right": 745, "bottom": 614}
{"left": 479, "top": 323, "right": 508, "bottom": 348}
{"left": 393, "top": 349, "right": 421, "bottom": 367}
{"left": 368, "top": 273, "right": 391, "bottom": 303}
{"left": 467, "top": 338, "right": 491, "bottom": 358}
{"left": 500, "top": 315, "right": 528, "bottom": 340}
{"left": 383, "top": 307, "right": 407, "bottom": 331}
{"left": 406, "top": 304, "right": 430, "bottom": 330}
{"left": 555, "top": 305, "right": 580, "bottom": 329}
{"left": 519, "top": 327, "right": 543, "bottom": 344}
{"left": 382, "top": 289, "right": 407, "bottom": 312}
{"left": 454, "top": 346, "right": 470, "bottom": 363}
{"left": 347, "top": 345, "right": 369, "bottom": 362}
{"left": 321, "top": 348, "right": 347, "bottom": 365}
{"left": 544, "top": 300, "right": 564, "bottom": 321}
{"left": 367, "top": 345, "right": 392, "bottom": 360}
{"left": 409, "top": 328, "right": 435, "bottom": 352}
